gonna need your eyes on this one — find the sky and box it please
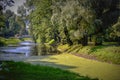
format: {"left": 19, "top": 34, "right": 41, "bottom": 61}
{"left": 6, "top": 0, "right": 26, "bottom": 14}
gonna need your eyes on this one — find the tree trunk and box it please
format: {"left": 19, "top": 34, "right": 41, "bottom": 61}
{"left": 89, "top": 35, "right": 92, "bottom": 42}
{"left": 95, "top": 35, "right": 103, "bottom": 45}
{"left": 118, "top": 37, "right": 120, "bottom": 45}
{"left": 32, "top": 35, "right": 37, "bottom": 43}
{"left": 81, "top": 35, "right": 88, "bottom": 46}
{"left": 53, "top": 30, "right": 61, "bottom": 43}
{"left": 39, "top": 43, "right": 47, "bottom": 55}
{"left": 64, "top": 27, "right": 73, "bottom": 45}
{"left": 66, "top": 36, "right": 73, "bottom": 45}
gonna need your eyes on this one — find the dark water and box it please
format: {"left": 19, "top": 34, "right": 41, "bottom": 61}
{"left": 0, "top": 41, "right": 39, "bottom": 60}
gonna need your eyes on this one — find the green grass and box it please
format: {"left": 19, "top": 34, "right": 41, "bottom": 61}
{"left": 6, "top": 37, "right": 21, "bottom": 45}
{"left": 57, "top": 43, "right": 120, "bottom": 64}
{"left": 19, "top": 37, "right": 32, "bottom": 41}
{"left": 0, "top": 37, "right": 32, "bottom": 46}
{"left": 0, "top": 61, "right": 97, "bottom": 80}
{"left": 77, "top": 45, "right": 120, "bottom": 64}
{"left": 24, "top": 53, "right": 120, "bottom": 80}
{"left": 91, "top": 46, "right": 120, "bottom": 64}
{"left": 57, "top": 44, "right": 70, "bottom": 52}
{"left": 0, "top": 37, "right": 21, "bottom": 46}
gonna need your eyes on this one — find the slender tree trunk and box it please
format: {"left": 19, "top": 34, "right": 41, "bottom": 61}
{"left": 39, "top": 43, "right": 47, "bottom": 55}
{"left": 89, "top": 35, "right": 92, "bottom": 42}
{"left": 66, "top": 36, "right": 73, "bottom": 45}
{"left": 118, "top": 37, "right": 120, "bottom": 45}
{"left": 33, "top": 36, "right": 37, "bottom": 43}
{"left": 64, "top": 27, "right": 73, "bottom": 45}
{"left": 57, "top": 35, "right": 61, "bottom": 43}
{"left": 95, "top": 34, "right": 103, "bottom": 45}
{"left": 81, "top": 35, "right": 88, "bottom": 46}
{"left": 78, "top": 39, "right": 81, "bottom": 44}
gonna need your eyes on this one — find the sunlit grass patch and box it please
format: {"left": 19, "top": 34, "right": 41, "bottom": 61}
{"left": 32, "top": 53, "right": 120, "bottom": 80}
{"left": 57, "top": 44, "right": 70, "bottom": 52}
{"left": 91, "top": 46, "right": 120, "bottom": 64}
{"left": 6, "top": 37, "right": 21, "bottom": 45}
{"left": 58, "top": 43, "right": 120, "bottom": 64}
{"left": 0, "top": 37, "right": 20, "bottom": 46}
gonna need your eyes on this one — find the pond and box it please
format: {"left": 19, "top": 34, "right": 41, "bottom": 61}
{"left": 0, "top": 41, "right": 39, "bottom": 60}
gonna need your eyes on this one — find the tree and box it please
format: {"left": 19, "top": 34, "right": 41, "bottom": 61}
{"left": 109, "top": 17, "right": 120, "bottom": 44}
{"left": 17, "top": 5, "right": 28, "bottom": 36}
{"left": 0, "top": 12, "right": 5, "bottom": 36}
{"left": 0, "top": 10, "right": 21, "bottom": 37}
{"left": 0, "top": 0, "right": 14, "bottom": 11}
{"left": 24, "top": 0, "right": 120, "bottom": 47}
{"left": 90, "top": 0, "right": 120, "bottom": 45}
{"left": 51, "top": 0, "right": 95, "bottom": 46}
{"left": 26, "top": 0, "right": 52, "bottom": 43}
{"left": 16, "top": 16, "right": 26, "bottom": 36}
{"left": 0, "top": 0, "right": 14, "bottom": 37}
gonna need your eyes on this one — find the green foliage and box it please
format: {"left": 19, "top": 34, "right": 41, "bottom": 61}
{"left": 0, "top": 14, "right": 5, "bottom": 28}
{"left": 0, "top": 10, "right": 23, "bottom": 38}
{"left": 48, "top": 39, "right": 55, "bottom": 45}
{"left": 45, "top": 39, "right": 59, "bottom": 54}
{"left": 57, "top": 44, "right": 70, "bottom": 52}
{"left": 16, "top": 16, "right": 26, "bottom": 35}
{"left": 17, "top": 5, "right": 26, "bottom": 17}
{"left": 90, "top": 46, "right": 120, "bottom": 64}
{"left": 51, "top": 0, "right": 95, "bottom": 45}
{"left": 0, "top": 61, "right": 97, "bottom": 80}
{"left": 25, "top": 0, "right": 120, "bottom": 45}
{"left": 111, "top": 18, "right": 120, "bottom": 37}
{"left": 27, "top": 0, "right": 52, "bottom": 43}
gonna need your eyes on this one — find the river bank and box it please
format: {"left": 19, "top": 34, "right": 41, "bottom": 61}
{"left": 0, "top": 40, "right": 120, "bottom": 80}
{"left": 0, "top": 53, "right": 119, "bottom": 80}
{"left": 0, "top": 37, "right": 21, "bottom": 46}
{"left": 57, "top": 43, "right": 120, "bottom": 64}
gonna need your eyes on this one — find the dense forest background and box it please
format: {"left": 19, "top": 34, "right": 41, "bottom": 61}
{"left": 0, "top": 0, "right": 120, "bottom": 46}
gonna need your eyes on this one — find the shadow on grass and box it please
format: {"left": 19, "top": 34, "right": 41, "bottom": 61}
{"left": 0, "top": 61, "right": 98, "bottom": 80}
{"left": 89, "top": 46, "right": 106, "bottom": 53}
{"left": 26, "top": 60, "right": 77, "bottom": 70}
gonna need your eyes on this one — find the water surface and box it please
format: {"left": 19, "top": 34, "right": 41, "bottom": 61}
{"left": 0, "top": 41, "right": 37, "bottom": 60}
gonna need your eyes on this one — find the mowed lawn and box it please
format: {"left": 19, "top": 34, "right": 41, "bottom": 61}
{"left": 25, "top": 53, "right": 120, "bottom": 80}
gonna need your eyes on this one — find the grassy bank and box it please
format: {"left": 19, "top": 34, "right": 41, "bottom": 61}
{"left": 0, "top": 61, "right": 97, "bottom": 80}
{"left": 19, "top": 37, "right": 32, "bottom": 41}
{"left": 0, "top": 37, "right": 21, "bottom": 46}
{"left": 24, "top": 53, "right": 120, "bottom": 80}
{"left": 58, "top": 43, "right": 120, "bottom": 64}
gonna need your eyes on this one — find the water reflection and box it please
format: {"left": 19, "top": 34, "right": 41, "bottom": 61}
{"left": 0, "top": 41, "right": 38, "bottom": 58}
{"left": 31, "top": 45, "right": 38, "bottom": 56}
{"left": 20, "top": 41, "right": 35, "bottom": 46}
{"left": 31, "top": 44, "right": 46, "bottom": 56}
{"left": 0, "top": 41, "right": 51, "bottom": 61}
